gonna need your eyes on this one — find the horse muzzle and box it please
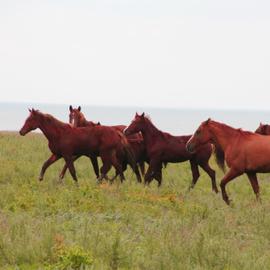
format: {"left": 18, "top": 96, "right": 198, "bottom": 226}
{"left": 19, "top": 129, "right": 26, "bottom": 136}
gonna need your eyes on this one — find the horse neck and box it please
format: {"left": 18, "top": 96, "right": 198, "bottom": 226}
{"left": 38, "top": 114, "right": 67, "bottom": 141}
{"left": 141, "top": 120, "right": 163, "bottom": 146}
{"left": 78, "top": 117, "right": 89, "bottom": 127}
{"left": 209, "top": 122, "right": 239, "bottom": 151}
{"left": 77, "top": 113, "right": 88, "bottom": 127}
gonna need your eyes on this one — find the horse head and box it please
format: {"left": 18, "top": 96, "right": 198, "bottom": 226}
{"left": 124, "top": 112, "right": 146, "bottom": 136}
{"left": 255, "top": 122, "right": 270, "bottom": 135}
{"left": 69, "top": 105, "right": 85, "bottom": 127}
{"left": 19, "top": 108, "right": 40, "bottom": 136}
{"left": 186, "top": 118, "right": 212, "bottom": 153}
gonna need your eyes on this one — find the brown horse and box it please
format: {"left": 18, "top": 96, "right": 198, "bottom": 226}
{"left": 19, "top": 109, "right": 130, "bottom": 183}
{"left": 67, "top": 105, "right": 147, "bottom": 182}
{"left": 124, "top": 113, "right": 217, "bottom": 191}
{"left": 255, "top": 123, "right": 270, "bottom": 135}
{"left": 186, "top": 118, "right": 270, "bottom": 204}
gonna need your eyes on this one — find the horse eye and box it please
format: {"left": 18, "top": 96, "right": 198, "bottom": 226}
{"left": 196, "top": 130, "right": 200, "bottom": 136}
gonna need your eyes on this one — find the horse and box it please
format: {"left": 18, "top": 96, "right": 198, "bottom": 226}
{"left": 67, "top": 105, "right": 147, "bottom": 182}
{"left": 186, "top": 118, "right": 270, "bottom": 204}
{"left": 19, "top": 109, "right": 132, "bottom": 183}
{"left": 255, "top": 123, "right": 270, "bottom": 135}
{"left": 124, "top": 113, "right": 217, "bottom": 192}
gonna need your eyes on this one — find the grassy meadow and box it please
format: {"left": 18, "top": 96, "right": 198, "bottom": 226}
{"left": 1, "top": 132, "right": 270, "bottom": 269}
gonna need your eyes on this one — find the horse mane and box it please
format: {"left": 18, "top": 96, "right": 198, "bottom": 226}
{"left": 210, "top": 120, "right": 254, "bottom": 137}
{"left": 237, "top": 128, "right": 254, "bottom": 136}
{"left": 38, "top": 111, "right": 70, "bottom": 129}
{"left": 143, "top": 116, "right": 166, "bottom": 137}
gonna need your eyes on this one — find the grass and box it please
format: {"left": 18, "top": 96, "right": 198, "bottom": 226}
{"left": 1, "top": 132, "right": 270, "bottom": 269}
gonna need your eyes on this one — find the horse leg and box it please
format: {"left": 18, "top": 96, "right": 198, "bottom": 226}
{"left": 144, "top": 166, "right": 154, "bottom": 185}
{"left": 189, "top": 160, "right": 200, "bottom": 190}
{"left": 132, "top": 163, "right": 142, "bottom": 183}
{"left": 144, "top": 159, "right": 161, "bottom": 186}
{"left": 246, "top": 172, "right": 260, "bottom": 202}
{"left": 110, "top": 150, "right": 125, "bottom": 182}
{"left": 199, "top": 162, "right": 218, "bottom": 193}
{"left": 110, "top": 163, "right": 127, "bottom": 182}
{"left": 89, "top": 156, "right": 99, "bottom": 179}
{"left": 98, "top": 153, "right": 112, "bottom": 182}
{"left": 59, "top": 155, "right": 80, "bottom": 181}
{"left": 63, "top": 157, "right": 78, "bottom": 184}
{"left": 153, "top": 165, "right": 163, "bottom": 187}
{"left": 139, "top": 161, "right": 145, "bottom": 176}
{"left": 39, "top": 154, "right": 60, "bottom": 181}
{"left": 220, "top": 168, "right": 242, "bottom": 205}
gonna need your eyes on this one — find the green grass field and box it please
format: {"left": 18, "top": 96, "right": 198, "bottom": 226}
{"left": 1, "top": 132, "right": 270, "bottom": 269}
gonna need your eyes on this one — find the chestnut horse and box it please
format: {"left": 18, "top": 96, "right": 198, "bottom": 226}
{"left": 186, "top": 118, "right": 270, "bottom": 204}
{"left": 255, "top": 123, "right": 270, "bottom": 135}
{"left": 19, "top": 109, "right": 130, "bottom": 183}
{"left": 124, "top": 113, "right": 217, "bottom": 191}
{"left": 67, "top": 106, "right": 147, "bottom": 182}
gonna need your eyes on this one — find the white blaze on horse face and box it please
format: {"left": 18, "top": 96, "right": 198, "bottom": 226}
{"left": 70, "top": 113, "right": 76, "bottom": 126}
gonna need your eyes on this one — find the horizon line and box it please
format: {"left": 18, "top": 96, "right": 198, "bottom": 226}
{"left": 0, "top": 100, "right": 270, "bottom": 113}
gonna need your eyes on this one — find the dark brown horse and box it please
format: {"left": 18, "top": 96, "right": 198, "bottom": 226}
{"left": 67, "top": 106, "right": 147, "bottom": 182}
{"left": 19, "top": 109, "right": 131, "bottom": 183}
{"left": 124, "top": 113, "right": 217, "bottom": 192}
{"left": 186, "top": 118, "right": 270, "bottom": 204}
{"left": 255, "top": 123, "right": 270, "bottom": 135}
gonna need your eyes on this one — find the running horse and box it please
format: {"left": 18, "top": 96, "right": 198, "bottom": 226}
{"left": 124, "top": 113, "right": 217, "bottom": 192}
{"left": 67, "top": 106, "right": 147, "bottom": 182}
{"left": 19, "top": 109, "right": 132, "bottom": 183}
{"left": 186, "top": 119, "right": 270, "bottom": 204}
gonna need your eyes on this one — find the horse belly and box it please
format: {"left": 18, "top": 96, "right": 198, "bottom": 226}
{"left": 162, "top": 146, "right": 190, "bottom": 163}
{"left": 67, "top": 136, "right": 99, "bottom": 156}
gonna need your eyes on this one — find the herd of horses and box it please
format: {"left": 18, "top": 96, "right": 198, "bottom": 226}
{"left": 19, "top": 106, "right": 270, "bottom": 205}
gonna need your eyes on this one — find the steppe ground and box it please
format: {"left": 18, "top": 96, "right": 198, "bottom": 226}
{"left": 1, "top": 132, "right": 270, "bottom": 269}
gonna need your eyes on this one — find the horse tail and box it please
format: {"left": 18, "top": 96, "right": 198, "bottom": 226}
{"left": 213, "top": 144, "right": 226, "bottom": 172}
{"left": 117, "top": 131, "right": 137, "bottom": 171}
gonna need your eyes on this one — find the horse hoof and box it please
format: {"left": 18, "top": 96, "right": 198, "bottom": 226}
{"left": 39, "top": 177, "right": 43, "bottom": 181}
{"left": 58, "top": 178, "right": 64, "bottom": 184}
{"left": 225, "top": 199, "right": 231, "bottom": 205}
{"left": 96, "top": 178, "right": 102, "bottom": 184}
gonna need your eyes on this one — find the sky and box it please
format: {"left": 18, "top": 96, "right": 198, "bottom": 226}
{"left": 1, "top": 0, "right": 270, "bottom": 110}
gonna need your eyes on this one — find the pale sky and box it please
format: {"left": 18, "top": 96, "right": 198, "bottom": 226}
{"left": 1, "top": 0, "right": 270, "bottom": 110}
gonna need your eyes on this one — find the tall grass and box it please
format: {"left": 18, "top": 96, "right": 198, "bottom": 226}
{"left": 1, "top": 132, "right": 270, "bottom": 269}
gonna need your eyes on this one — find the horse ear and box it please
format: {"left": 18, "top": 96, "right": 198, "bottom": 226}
{"left": 32, "top": 108, "right": 37, "bottom": 115}
{"left": 78, "top": 106, "right": 81, "bottom": 112}
{"left": 260, "top": 122, "right": 263, "bottom": 126}
{"left": 97, "top": 121, "right": 101, "bottom": 125}
{"left": 28, "top": 108, "right": 32, "bottom": 113}
{"left": 206, "top": 118, "right": 211, "bottom": 124}
{"left": 141, "top": 112, "right": 145, "bottom": 118}
{"left": 69, "top": 105, "right": 73, "bottom": 112}
{"left": 135, "top": 112, "right": 138, "bottom": 117}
